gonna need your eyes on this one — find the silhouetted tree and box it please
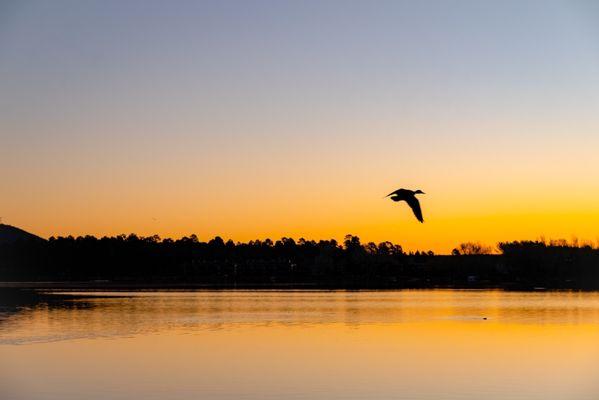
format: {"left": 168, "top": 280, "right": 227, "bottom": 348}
{"left": 1, "top": 233, "right": 597, "bottom": 289}
{"left": 456, "top": 242, "right": 493, "bottom": 255}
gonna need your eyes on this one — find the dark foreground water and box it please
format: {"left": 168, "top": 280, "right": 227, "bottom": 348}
{"left": 1, "top": 290, "right": 599, "bottom": 400}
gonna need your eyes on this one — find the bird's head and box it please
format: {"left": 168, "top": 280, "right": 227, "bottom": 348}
{"left": 415, "top": 190, "right": 425, "bottom": 195}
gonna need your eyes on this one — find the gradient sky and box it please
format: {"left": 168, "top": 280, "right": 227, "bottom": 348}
{"left": 1, "top": 0, "right": 599, "bottom": 252}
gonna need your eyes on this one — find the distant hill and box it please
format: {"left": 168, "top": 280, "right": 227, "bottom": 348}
{"left": 0, "top": 224, "right": 44, "bottom": 244}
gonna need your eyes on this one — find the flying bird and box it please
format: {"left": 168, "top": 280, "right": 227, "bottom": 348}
{"left": 385, "top": 188, "right": 425, "bottom": 223}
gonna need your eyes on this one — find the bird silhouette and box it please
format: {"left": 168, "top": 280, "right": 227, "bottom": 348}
{"left": 385, "top": 188, "right": 425, "bottom": 223}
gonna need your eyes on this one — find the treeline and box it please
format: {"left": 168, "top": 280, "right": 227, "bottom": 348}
{"left": 1, "top": 234, "right": 598, "bottom": 289}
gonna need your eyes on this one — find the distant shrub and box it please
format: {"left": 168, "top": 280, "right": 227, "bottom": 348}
{"left": 452, "top": 242, "right": 493, "bottom": 255}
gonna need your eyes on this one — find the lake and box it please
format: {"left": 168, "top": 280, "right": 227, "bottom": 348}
{"left": 1, "top": 290, "right": 599, "bottom": 399}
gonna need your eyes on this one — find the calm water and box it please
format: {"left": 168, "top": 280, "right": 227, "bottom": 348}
{"left": 1, "top": 290, "right": 599, "bottom": 400}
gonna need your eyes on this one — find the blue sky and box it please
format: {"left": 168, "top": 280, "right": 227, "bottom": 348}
{"left": 1, "top": 1, "right": 598, "bottom": 250}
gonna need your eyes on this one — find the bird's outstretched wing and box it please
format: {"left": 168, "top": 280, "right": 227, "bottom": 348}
{"left": 405, "top": 196, "right": 424, "bottom": 223}
{"left": 385, "top": 188, "right": 404, "bottom": 198}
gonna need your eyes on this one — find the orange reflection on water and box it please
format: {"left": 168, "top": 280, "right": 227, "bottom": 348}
{"left": 1, "top": 290, "right": 599, "bottom": 400}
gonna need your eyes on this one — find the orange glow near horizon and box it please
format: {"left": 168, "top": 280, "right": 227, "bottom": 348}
{"left": 5, "top": 125, "right": 599, "bottom": 253}
{"left": 4, "top": 118, "right": 599, "bottom": 253}
{"left": 5, "top": 186, "right": 599, "bottom": 254}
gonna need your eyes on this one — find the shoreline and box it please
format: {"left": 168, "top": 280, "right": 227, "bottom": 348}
{"left": 0, "top": 281, "right": 591, "bottom": 291}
